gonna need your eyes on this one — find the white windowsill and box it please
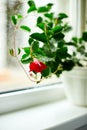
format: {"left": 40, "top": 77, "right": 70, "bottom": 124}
{"left": 0, "top": 82, "right": 65, "bottom": 114}
{"left": 0, "top": 100, "right": 87, "bottom": 130}
{"left": 0, "top": 80, "right": 87, "bottom": 130}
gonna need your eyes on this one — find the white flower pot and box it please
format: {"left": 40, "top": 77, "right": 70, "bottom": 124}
{"left": 63, "top": 67, "right": 87, "bottom": 106}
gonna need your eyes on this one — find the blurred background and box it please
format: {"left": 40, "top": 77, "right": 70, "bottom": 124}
{"left": 0, "top": 0, "right": 86, "bottom": 92}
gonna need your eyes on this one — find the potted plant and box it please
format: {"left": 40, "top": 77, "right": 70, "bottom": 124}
{"left": 63, "top": 31, "right": 87, "bottom": 106}
{"left": 9, "top": 0, "right": 75, "bottom": 84}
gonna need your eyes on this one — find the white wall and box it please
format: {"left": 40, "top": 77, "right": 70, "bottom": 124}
{"left": 0, "top": 0, "right": 7, "bottom": 69}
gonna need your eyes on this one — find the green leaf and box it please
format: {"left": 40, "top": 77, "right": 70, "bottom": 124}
{"left": 11, "top": 14, "right": 23, "bottom": 25}
{"left": 44, "top": 13, "right": 54, "bottom": 20}
{"left": 82, "top": 32, "right": 87, "bottom": 41}
{"left": 53, "top": 32, "right": 65, "bottom": 40}
{"left": 38, "top": 6, "right": 49, "bottom": 13}
{"left": 27, "top": 6, "right": 37, "bottom": 13}
{"left": 21, "top": 57, "right": 32, "bottom": 64}
{"left": 52, "top": 26, "right": 63, "bottom": 33}
{"left": 62, "top": 60, "right": 75, "bottom": 71}
{"left": 58, "top": 40, "right": 65, "bottom": 48}
{"left": 27, "top": 0, "right": 36, "bottom": 7}
{"left": 85, "top": 52, "right": 87, "bottom": 57}
{"left": 28, "top": 37, "right": 34, "bottom": 45}
{"left": 66, "top": 42, "right": 77, "bottom": 47}
{"left": 47, "top": 3, "right": 53, "bottom": 7}
{"left": 12, "top": 15, "right": 17, "bottom": 25}
{"left": 18, "top": 48, "right": 21, "bottom": 55}
{"left": 47, "top": 3, "right": 53, "bottom": 11}
{"left": 9, "top": 48, "right": 15, "bottom": 56}
{"left": 42, "top": 67, "right": 51, "bottom": 77}
{"left": 33, "top": 47, "right": 45, "bottom": 56}
{"left": 17, "top": 14, "right": 23, "bottom": 19}
{"left": 63, "top": 24, "right": 72, "bottom": 32}
{"left": 58, "top": 13, "right": 68, "bottom": 20}
{"left": 23, "top": 47, "right": 30, "bottom": 54}
{"left": 72, "top": 37, "right": 78, "bottom": 43}
{"left": 30, "top": 33, "right": 47, "bottom": 42}
{"left": 20, "top": 25, "right": 31, "bottom": 32}
{"left": 32, "top": 41, "right": 39, "bottom": 51}
{"left": 21, "top": 48, "right": 32, "bottom": 64}
{"left": 56, "top": 47, "right": 68, "bottom": 59}
{"left": 48, "top": 22, "right": 53, "bottom": 28}
{"left": 77, "top": 45, "right": 85, "bottom": 53}
{"left": 21, "top": 53, "right": 29, "bottom": 59}
{"left": 37, "top": 17, "right": 44, "bottom": 30}
{"left": 37, "top": 16, "right": 43, "bottom": 24}
{"left": 27, "top": 0, "right": 37, "bottom": 13}
{"left": 38, "top": 3, "right": 53, "bottom": 13}
{"left": 79, "top": 38, "right": 83, "bottom": 43}
{"left": 37, "top": 23, "right": 45, "bottom": 30}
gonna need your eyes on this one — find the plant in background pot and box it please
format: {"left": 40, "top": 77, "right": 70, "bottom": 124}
{"left": 63, "top": 31, "right": 87, "bottom": 106}
{"left": 10, "top": 0, "right": 75, "bottom": 83}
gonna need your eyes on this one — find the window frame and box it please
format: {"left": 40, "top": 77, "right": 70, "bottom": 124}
{"left": 0, "top": 82, "right": 65, "bottom": 114}
{"left": 69, "top": 0, "right": 86, "bottom": 37}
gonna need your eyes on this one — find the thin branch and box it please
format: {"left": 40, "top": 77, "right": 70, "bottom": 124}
{"left": 13, "top": 26, "right": 34, "bottom": 81}
{"left": 16, "top": 56, "right": 30, "bottom": 80}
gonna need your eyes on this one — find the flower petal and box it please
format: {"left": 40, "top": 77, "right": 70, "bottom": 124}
{"left": 29, "top": 59, "right": 47, "bottom": 73}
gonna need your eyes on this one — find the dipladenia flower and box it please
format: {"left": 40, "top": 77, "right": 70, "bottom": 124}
{"left": 29, "top": 59, "right": 47, "bottom": 73}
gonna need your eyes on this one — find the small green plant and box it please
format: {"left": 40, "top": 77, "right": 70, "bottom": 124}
{"left": 10, "top": 0, "right": 75, "bottom": 83}
{"left": 66, "top": 32, "right": 87, "bottom": 67}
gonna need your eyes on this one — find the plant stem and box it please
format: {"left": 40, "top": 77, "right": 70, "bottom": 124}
{"left": 13, "top": 27, "right": 32, "bottom": 81}
{"left": 53, "top": 64, "right": 63, "bottom": 74}
{"left": 14, "top": 28, "right": 16, "bottom": 56}
{"left": 16, "top": 56, "right": 30, "bottom": 80}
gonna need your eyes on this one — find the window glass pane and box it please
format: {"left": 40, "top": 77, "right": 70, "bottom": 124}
{"left": 0, "top": 0, "right": 76, "bottom": 92}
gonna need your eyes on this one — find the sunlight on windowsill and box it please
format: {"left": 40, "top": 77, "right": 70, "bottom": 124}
{"left": 0, "top": 68, "right": 61, "bottom": 92}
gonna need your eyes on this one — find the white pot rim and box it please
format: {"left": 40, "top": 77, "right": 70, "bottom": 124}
{"left": 63, "top": 66, "right": 87, "bottom": 78}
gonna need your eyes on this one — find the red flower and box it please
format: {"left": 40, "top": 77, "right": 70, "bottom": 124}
{"left": 29, "top": 59, "right": 47, "bottom": 73}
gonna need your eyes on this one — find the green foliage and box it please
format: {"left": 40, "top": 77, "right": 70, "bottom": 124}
{"left": 38, "top": 3, "right": 53, "bottom": 13}
{"left": 58, "top": 13, "right": 68, "bottom": 20}
{"left": 21, "top": 47, "right": 33, "bottom": 64}
{"left": 66, "top": 31, "right": 87, "bottom": 67}
{"left": 12, "top": 14, "right": 23, "bottom": 25}
{"left": 27, "top": 0, "right": 36, "bottom": 7}
{"left": 44, "top": 13, "right": 54, "bottom": 20}
{"left": 37, "top": 17, "right": 43, "bottom": 24}
{"left": 42, "top": 67, "right": 51, "bottom": 77}
{"left": 72, "top": 37, "right": 78, "bottom": 43}
{"left": 62, "top": 60, "right": 75, "bottom": 71}
{"left": 37, "top": 23, "right": 45, "bottom": 31}
{"left": 63, "top": 23, "right": 72, "bottom": 32}
{"left": 18, "top": 48, "right": 21, "bottom": 55}
{"left": 23, "top": 47, "right": 30, "bottom": 54}
{"left": 9, "top": 48, "right": 15, "bottom": 56}
{"left": 11, "top": 0, "right": 77, "bottom": 82}
{"left": 20, "top": 25, "right": 31, "bottom": 32}
{"left": 28, "top": 37, "right": 34, "bottom": 45}
{"left": 27, "top": 0, "right": 37, "bottom": 13}
{"left": 53, "top": 32, "right": 65, "bottom": 40}
{"left": 52, "top": 26, "right": 63, "bottom": 33}
{"left": 21, "top": 56, "right": 33, "bottom": 64}
{"left": 82, "top": 32, "right": 87, "bottom": 41}
{"left": 30, "top": 33, "right": 47, "bottom": 42}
